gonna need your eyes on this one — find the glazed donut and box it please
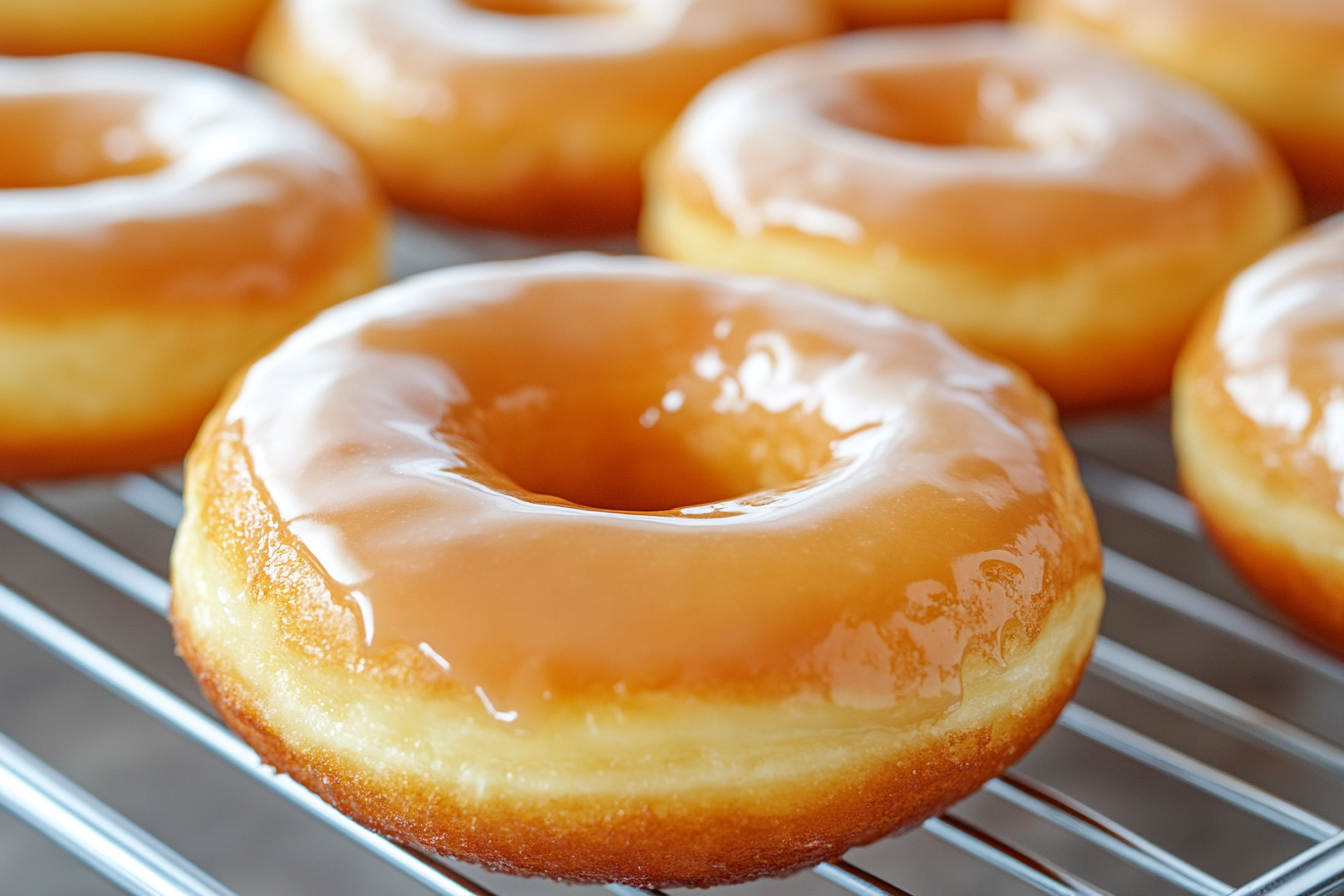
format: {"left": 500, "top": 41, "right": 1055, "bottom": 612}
{"left": 249, "top": 0, "right": 838, "bottom": 234}
{"left": 170, "top": 254, "right": 1104, "bottom": 887}
{"left": 1015, "top": 0, "right": 1344, "bottom": 213}
{"left": 0, "top": 54, "right": 385, "bottom": 481}
{"left": 1175, "top": 217, "right": 1344, "bottom": 652}
{"left": 641, "top": 25, "right": 1301, "bottom": 412}
{"left": 0, "top": 0, "right": 271, "bottom": 67}
{"left": 835, "top": 0, "right": 1007, "bottom": 28}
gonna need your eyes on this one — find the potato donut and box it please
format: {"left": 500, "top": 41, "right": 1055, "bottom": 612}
{"left": 1015, "top": 0, "right": 1344, "bottom": 213}
{"left": 0, "top": 54, "right": 385, "bottom": 480}
{"left": 641, "top": 25, "right": 1300, "bottom": 411}
{"left": 1175, "top": 217, "right": 1344, "bottom": 652}
{"left": 171, "top": 253, "right": 1103, "bottom": 887}
{"left": 250, "top": 0, "right": 839, "bottom": 234}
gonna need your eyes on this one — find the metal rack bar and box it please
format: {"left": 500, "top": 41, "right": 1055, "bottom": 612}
{"left": 1101, "top": 550, "right": 1344, "bottom": 689}
{"left": 4, "top": 454, "right": 1344, "bottom": 894}
{"left": 1090, "top": 638, "right": 1344, "bottom": 777}
{"left": 114, "top": 475, "right": 185, "bottom": 529}
{"left": 0, "top": 485, "right": 170, "bottom": 614}
{"left": 1077, "top": 455, "right": 1200, "bottom": 536}
{"left": 0, "top": 730, "right": 236, "bottom": 896}
{"left": 1058, "top": 705, "right": 1339, "bottom": 842}
{"left": 0, "top": 581, "right": 501, "bottom": 896}
{"left": 923, "top": 816, "right": 1113, "bottom": 896}
{"left": 814, "top": 860, "right": 918, "bottom": 896}
{"left": 1231, "top": 834, "right": 1344, "bottom": 896}
{"left": 985, "top": 772, "right": 1231, "bottom": 895}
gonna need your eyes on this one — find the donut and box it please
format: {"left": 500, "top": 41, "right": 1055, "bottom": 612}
{"left": 1174, "top": 217, "right": 1344, "bottom": 652}
{"left": 0, "top": 54, "right": 385, "bottom": 481}
{"left": 0, "top": 0, "right": 271, "bottom": 68}
{"left": 640, "top": 25, "right": 1301, "bottom": 412}
{"left": 170, "top": 253, "right": 1104, "bottom": 887}
{"left": 835, "top": 0, "right": 1007, "bottom": 29}
{"left": 248, "top": 0, "right": 839, "bottom": 234}
{"left": 1014, "top": 0, "right": 1344, "bottom": 214}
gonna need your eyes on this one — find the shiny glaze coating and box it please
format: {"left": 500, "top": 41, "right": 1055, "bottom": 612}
{"left": 0, "top": 54, "right": 385, "bottom": 479}
{"left": 249, "top": 0, "right": 838, "bottom": 234}
{"left": 642, "top": 24, "right": 1300, "bottom": 410}
{"left": 1176, "top": 217, "right": 1344, "bottom": 650}
{"left": 1016, "top": 0, "right": 1344, "bottom": 212}
{"left": 0, "top": 0, "right": 271, "bottom": 67}
{"left": 172, "top": 254, "right": 1103, "bottom": 883}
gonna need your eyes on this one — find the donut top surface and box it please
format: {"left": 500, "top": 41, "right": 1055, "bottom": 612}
{"left": 1184, "top": 217, "right": 1344, "bottom": 516}
{"left": 657, "top": 24, "right": 1283, "bottom": 271}
{"left": 204, "top": 255, "right": 1098, "bottom": 725}
{"left": 0, "top": 54, "right": 382, "bottom": 312}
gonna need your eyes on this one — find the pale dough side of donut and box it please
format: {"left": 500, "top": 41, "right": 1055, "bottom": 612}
{"left": 0, "top": 233, "right": 382, "bottom": 481}
{"left": 169, "top": 422, "right": 1104, "bottom": 887}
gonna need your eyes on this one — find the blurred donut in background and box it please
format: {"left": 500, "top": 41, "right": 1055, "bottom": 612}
{"left": 642, "top": 25, "right": 1301, "bottom": 412}
{"left": 0, "top": 54, "right": 386, "bottom": 480}
{"left": 250, "top": 0, "right": 840, "bottom": 234}
{"left": 1175, "top": 216, "right": 1344, "bottom": 654}
{"left": 1015, "top": 0, "right": 1344, "bottom": 215}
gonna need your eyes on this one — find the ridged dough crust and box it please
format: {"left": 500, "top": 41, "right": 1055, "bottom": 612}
{"left": 171, "top": 405, "right": 1103, "bottom": 887}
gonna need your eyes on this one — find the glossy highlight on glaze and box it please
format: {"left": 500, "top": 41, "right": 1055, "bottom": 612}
{"left": 0, "top": 54, "right": 382, "bottom": 314}
{"left": 661, "top": 24, "right": 1277, "bottom": 270}
{"left": 215, "top": 254, "right": 1095, "bottom": 724}
{"left": 1198, "top": 218, "right": 1344, "bottom": 515}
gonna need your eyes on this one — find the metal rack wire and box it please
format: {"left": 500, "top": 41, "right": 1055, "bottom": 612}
{"left": 3, "top": 222, "right": 1344, "bottom": 896}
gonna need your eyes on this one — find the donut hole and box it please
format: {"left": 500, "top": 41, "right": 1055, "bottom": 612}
{"left": 411, "top": 286, "right": 844, "bottom": 513}
{"left": 0, "top": 95, "right": 166, "bottom": 189}
{"left": 822, "top": 63, "right": 1042, "bottom": 150}
{"left": 466, "top": 386, "right": 840, "bottom": 512}
{"left": 459, "top": 0, "right": 630, "bottom": 15}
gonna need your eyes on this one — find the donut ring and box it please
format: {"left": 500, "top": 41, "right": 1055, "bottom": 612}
{"left": 641, "top": 25, "right": 1300, "bottom": 411}
{"left": 0, "top": 54, "right": 385, "bottom": 481}
{"left": 171, "top": 253, "right": 1104, "bottom": 887}
{"left": 249, "top": 0, "right": 838, "bottom": 234}
{"left": 1175, "top": 217, "right": 1344, "bottom": 652}
{"left": 0, "top": 0, "right": 271, "bottom": 67}
{"left": 1015, "top": 0, "right": 1344, "bottom": 213}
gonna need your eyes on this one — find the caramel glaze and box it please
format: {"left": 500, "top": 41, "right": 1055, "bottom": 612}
{"left": 1015, "top": 0, "right": 1344, "bottom": 212}
{"left": 0, "top": 54, "right": 383, "bottom": 315}
{"left": 656, "top": 24, "right": 1286, "bottom": 274}
{"left": 249, "top": 0, "right": 839, "bottom": 233}
{"left": 0, "top": 0, "right": 271, "bottom": 67}
{"left": 1182, "top": 219, "right": 1344, "bottom": 521}
{"left": 201, "top": 254, "right": 1100, "bottom": 727}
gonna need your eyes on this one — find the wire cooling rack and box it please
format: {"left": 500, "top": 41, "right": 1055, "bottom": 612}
{"left": 3, "top": 217, "right": 1344, "bottom": 896}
